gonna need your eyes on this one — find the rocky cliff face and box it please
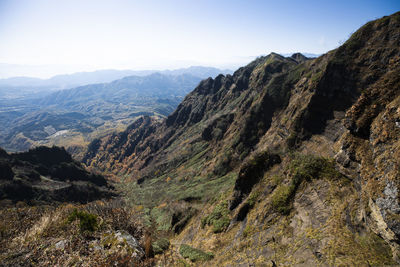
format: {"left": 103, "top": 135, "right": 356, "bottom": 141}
{"left": 83, "top": 12, "right": 400, "bottom": 265}
{"left": 84, "top": 52, "right": 306, "bottom": 176}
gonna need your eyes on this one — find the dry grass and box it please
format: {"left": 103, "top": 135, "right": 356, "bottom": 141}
{"left": 0, "top": 199, "right": 157, "bottom": 267}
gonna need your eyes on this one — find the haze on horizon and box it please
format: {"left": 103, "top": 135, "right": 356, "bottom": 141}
{"left": 0, "top": 0, "right": 398, "bottom": 78}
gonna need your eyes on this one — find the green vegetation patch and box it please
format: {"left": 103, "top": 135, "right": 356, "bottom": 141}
{"left": 271, "top": 154, "right": 344, "bottom": 214}
{"left": 67, "top": 209, "right": 98, "bottom": 232}
{"left": 150, "top": 207, "right": 172, "bottom": 231}
{"left": 271, "top": 183, "right": 296, "bottom": 215}
{"left": 124, "top": 170, "right": 236, "bottom": 208}
{"left": 242, "top": 224, "right": 256, "bottom": 238}
{"left": 179, "top": 244, "right": 214, "bottom": 262}
{"left": 201, "top": 201, "right": 230, "bottom": 233}
{"left": 152, "top": 238, "right": 170, "bottom": 254}
{"left": 289, "top": 154, "right": 342, "bottom": 183}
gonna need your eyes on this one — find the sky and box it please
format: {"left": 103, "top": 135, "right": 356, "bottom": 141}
{"left": 0, "top": 0, "right": 398, "bottom": 78}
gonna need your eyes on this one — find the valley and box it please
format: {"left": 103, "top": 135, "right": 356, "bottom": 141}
{"left": 0, "top": 67, "right": 231, "bottom": 157}
{"left": 0, "top": 9, "right": 399, "bottom": 267}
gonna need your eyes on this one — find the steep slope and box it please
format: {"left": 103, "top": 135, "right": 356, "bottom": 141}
{"left": 84, "top": 12, "right": 400, "bottom": 265}
{"left": 84, "top": 53, "right": 304, "bottom": 175}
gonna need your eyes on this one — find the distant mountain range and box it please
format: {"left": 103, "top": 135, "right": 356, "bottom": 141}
{"left": 40, "top": 73, "right": 201, "bottom": 110}
{"left": 0, "top": 67, "right": 231, "bottom": 154}
{"left": 0, "top": 66, "right": 232, "bottom": 99}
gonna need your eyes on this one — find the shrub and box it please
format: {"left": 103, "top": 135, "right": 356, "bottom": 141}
{"left": 152, "top": 238, "right": 170, "bottom": 254}
{"left": 201, "top": 201, "right": 230, "bottom": 233}
{"left": 212, "top": 216, "right": 230, "bottom": 233}
{"left": 271, "top": 175, "right": 284, "bottom": 186}
{"left": 67, "top": 209, "right": 98, "bottom": 232}
{"left": 179, "top": 244, "right": 214, "bottom": 262}
{"left": 242, "top": 224, "right": 255, "bottom": 238}
{"left": 150, "top": 207, "right": 171, "bottom": 231}
{"left": 289, "top": 154, "right": 341, "bottom": 182}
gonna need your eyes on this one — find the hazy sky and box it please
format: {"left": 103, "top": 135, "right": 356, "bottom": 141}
{"left": 0, "top": 0, "right": 398, "bottom": 78}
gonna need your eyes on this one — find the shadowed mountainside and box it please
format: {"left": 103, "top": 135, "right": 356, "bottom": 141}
{"left": 0, "top": 146, "right": 114, "bottom": 204}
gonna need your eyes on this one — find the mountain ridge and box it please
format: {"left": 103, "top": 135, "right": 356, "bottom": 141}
{"left": 0, "top": 11, "right": 399, "bottom": 267}
{"left": 82, "top": 12, "right": 400, "bottom": 265}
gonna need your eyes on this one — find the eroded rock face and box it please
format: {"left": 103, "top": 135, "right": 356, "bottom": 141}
{"left": 376, "top": 182, "right": 400, "bottom": 216}
{"left": 368, "top": 180, "right": 400, "bottom": 258}
{"left": 369, "top": 198, "right": 400, "bottom": 261}
{"left": 331, "top": 14, "right": 400, "bottom": 258}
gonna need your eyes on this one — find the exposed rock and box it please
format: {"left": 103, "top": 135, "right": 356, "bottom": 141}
{"left": 376, "top": 181, "right": 400, "bottom": 215}
{"left": 55, "top": 240, "right": 67, "bottom": 250}
{"left": 369, "top": 198, "right": 400, "bottom": 260}
{"left": 100, "top": 230, "right": 145, "bottom": 259}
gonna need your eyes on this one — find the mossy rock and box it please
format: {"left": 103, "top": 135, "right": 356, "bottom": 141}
{"left": 179, "top": 244, "right": 214, "bottom": 262}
